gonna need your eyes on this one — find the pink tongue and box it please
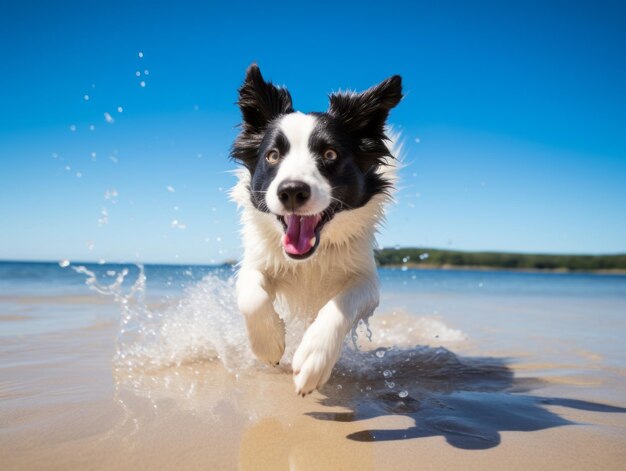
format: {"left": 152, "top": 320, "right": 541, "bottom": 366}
{"left": 283, "top": 214, "right": 321, "bottom": 255}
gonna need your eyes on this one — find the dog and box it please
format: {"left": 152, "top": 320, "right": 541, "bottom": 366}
{"left": 230, "top": 64, "right": 402, "bottom": 396}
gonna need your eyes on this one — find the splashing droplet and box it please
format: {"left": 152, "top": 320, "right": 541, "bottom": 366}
{"left": 59, "top": 259, "right": 70, "bottom": 268}
{"left": 171, "top": 219, "right": 187, "bottom": 230}
{"left": 98, "top": 208, "right": 109, "bottom": 226}
{"left": 104, "top": 188, "right": 119, "bottom": 201}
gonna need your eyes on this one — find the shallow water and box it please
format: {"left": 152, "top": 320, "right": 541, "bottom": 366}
{"left": 1, "top": 261, "right": 626, "bottom": 469}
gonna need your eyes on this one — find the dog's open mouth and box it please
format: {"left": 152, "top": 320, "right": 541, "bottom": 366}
{"left": 278, "top": 212, "right": 333, "bottom": 259}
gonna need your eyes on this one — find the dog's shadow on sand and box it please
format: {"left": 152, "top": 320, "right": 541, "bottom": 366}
{"left": 309, "top": 347, "right": 626, "bottom": 450}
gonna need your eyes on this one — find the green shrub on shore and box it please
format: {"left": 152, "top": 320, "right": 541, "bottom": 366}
{"left": 374, "top": 248, "right": 626, "bottom": 271}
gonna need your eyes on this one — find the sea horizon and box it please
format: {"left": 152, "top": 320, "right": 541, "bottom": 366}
{"left": 2, "top": 255, "right": 625, "bottom": 276}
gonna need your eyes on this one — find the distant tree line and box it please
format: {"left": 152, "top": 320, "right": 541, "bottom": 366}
{"left": 374, "top": 248, "right": 626, "bottom": 271}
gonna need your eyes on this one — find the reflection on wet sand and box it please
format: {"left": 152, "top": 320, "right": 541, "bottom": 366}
{"left": 3, "top": 316, "right": 626, "bottom": 470}
{"left": 113, "top": 343, "right": 626, "bottom": 467}
{"left": 315, "top": 347, "right": 626, "bottom": 449}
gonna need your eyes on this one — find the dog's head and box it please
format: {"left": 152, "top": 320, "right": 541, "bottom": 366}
{"left": 231, "top": 64, "right": 402, "bottom": 260}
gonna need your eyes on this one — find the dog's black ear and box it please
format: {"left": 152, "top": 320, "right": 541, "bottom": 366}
{"left": 328, "top": 75, "right": 402, "bottom": 136}
{"left": 232, "top": 64, "right": 293, "bottom": 167}
{"left": 237, "top": 64, "right": 293, "bottom": 132}
{"left": 328, "top": 75, "right": 402, "bottom": 170}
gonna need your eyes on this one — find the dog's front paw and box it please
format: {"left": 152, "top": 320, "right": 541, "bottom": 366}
{"left": 246, "top": 314, "right": 286, "bottom": 367}
{"left": 292, "top": 321, "right": 343, "bottom": 396}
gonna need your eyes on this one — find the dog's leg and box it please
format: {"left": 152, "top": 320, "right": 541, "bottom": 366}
{"left": 292, "top": 274, "right": 379, "bottom": 395}
{"left": 237, "top": 268, "right": 285, "bottom": 366}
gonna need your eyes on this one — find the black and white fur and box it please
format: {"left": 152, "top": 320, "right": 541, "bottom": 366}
{"left": 230, "top": 65, "right": 402, "bottom": 395}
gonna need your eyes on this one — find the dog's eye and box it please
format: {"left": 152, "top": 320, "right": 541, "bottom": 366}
{"left": 323, "top": 149, "right": 338, "bottom": 161}
{"left": 266, "top": 150, "right": 280, "bottom": 164}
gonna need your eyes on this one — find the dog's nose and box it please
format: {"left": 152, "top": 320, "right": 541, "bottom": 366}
{"left": 277, "top": 180, "right": 311, "bottom": 210}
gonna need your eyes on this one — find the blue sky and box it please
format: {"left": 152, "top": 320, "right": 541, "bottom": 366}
{"left": 1, "top": 0, "right": 625, "bottom": 264}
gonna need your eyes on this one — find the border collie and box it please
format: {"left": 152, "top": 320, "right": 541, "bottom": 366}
{"left": 230, "top": 65, "right": 402, "bottom": 396}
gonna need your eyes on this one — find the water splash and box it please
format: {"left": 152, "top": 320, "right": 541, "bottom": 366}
{"left": 70, "top": 264, "right": 468, "bottom": 393}
{"left": 72, "top": 264, "right": 253, "bottom": 372}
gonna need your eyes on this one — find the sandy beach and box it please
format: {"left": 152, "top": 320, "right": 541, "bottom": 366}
{"left": 1, "top": 263, "right": 626, "bottom": 470}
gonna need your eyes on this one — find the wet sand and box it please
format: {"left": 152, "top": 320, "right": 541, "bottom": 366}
{"left": 2, "top": 275, "right": 626, "bottom": 470}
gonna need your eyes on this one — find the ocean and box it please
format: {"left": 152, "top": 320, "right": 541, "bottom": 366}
{"left": 1, "top": 260, "right": 626, "bottom": 468}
